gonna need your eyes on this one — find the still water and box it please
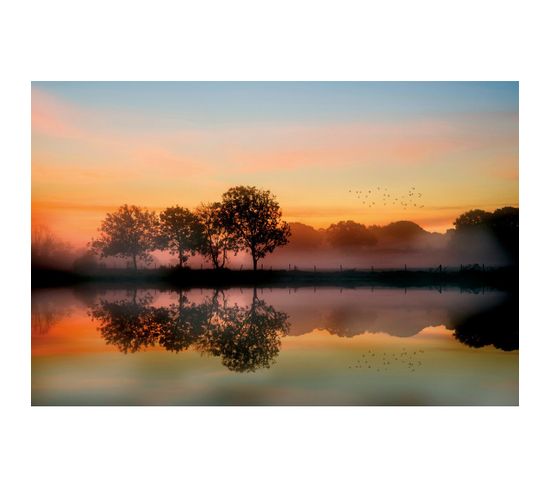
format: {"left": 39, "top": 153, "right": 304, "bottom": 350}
{"left": 32, "top": 287, "right": 518, "bottom": 406}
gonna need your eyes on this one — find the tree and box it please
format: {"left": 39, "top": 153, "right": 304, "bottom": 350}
{"left": 451, "top": 295, "right": 518, "bottom": 351}
{"left": 220, "top": 186, "right": 291, "bottom": 271}
{"left": 326, "top": 220, "right": 377, "bottom": 248}
{"left": 90, "top": 293, "right": 171, "bottom": 353}
{"left": 91, "top": 204, "right": 159, "bottom": 270}
{"left": 159, "top": 206, "right": 203, "bottom": 267}
{"left": 487, "top": 207, "right": 519, "bottom": 261}
{"left": 452, "top": 207, "right": 519, "bottom": 263}
{"left": 195, "top": 202, "right": 237, "bottom": 269}
{"left": 199, "top": 289, "right": 290, "bottom": 372}
{"left": 31, "top": 224, "right": 73, "bottom": 269}
{"left": 284, "top": 222, "right": 322, "bottom": 250}
{"left": 453, "top": 209, "right": 492, "bottom": 230}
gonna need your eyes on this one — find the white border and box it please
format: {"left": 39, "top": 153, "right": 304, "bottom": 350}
{"left": 2, "top": 1, "right": 548, "bottom": 487}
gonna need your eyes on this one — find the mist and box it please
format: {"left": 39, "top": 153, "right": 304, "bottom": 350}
{"left": 32, "top": 208, "right": 518, "bottom": 272}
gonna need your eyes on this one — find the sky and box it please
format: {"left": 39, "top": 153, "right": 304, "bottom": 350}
{"left": 31, "top": 81, "right": 519, "bottom": 247}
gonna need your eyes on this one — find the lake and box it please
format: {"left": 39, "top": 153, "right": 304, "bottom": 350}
{"left": 31, "top": 286, "right": 518, "bottom": 406}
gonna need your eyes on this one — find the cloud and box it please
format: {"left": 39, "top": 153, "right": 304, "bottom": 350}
{"left": 32, "top": 88, "right": 85, "bottom": 139}
{"left": 222, "top": 118, "right": 513, "bottom": 173}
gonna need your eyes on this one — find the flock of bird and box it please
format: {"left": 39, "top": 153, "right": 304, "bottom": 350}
{"left": 347, "top": 348, "right": 425, "bottom": 373}
{"left": 348, "top": 186, "right": 425, "bottom": 210}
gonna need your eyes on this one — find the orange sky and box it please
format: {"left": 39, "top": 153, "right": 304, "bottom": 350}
{"left": 31, "top": 82, "right": 518, "bottom": 247}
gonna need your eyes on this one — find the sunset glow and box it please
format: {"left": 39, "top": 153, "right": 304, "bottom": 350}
{"left": 32, "top": 82, "right": 518, "bottom": 246}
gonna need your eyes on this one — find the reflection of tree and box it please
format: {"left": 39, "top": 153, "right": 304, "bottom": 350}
{"left": 31, "top": 298, "right": 70, "bottom": 334}
{"left": 89, "top": 289, "right": 289, "bottom": 372}
{"left": 159, "top": 292, "right": 210, "bottom": 352}
{"left": 90, "top": 293, "right": 170, "bottom": 353}
{"left": 324, "top": 307, "right": 378, "bottom": 337}
{"left": 451, "top": 295, "right": 518, "bottom": 351}
{"left": 199, "top": 291, "right": 290, "bottom": 372}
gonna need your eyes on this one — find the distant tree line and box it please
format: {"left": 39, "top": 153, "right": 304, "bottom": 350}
{"left": 283, "top": 207, "right": 518, "bottom": 258}
{"left": 90, "top": 186, "right": 291, "bottom": 270}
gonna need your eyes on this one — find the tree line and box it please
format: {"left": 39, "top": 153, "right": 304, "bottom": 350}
{"left": 90, "top": 185, "right": 291, "bottom": 270}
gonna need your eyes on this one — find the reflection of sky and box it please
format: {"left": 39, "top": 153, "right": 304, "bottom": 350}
{"left": 31, "top": 288, "right": 518, "bottom": 406}
{"left": 32, "top": 81, "right": 518, "bottom": 243}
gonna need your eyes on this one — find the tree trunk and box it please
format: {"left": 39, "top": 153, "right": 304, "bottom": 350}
{"left": 179, "top": 253, "right": 184, "bottom": 268}
{"left": 252, "top": 255, "right": 258, "bottom": 271}
{"left": 132, "top": 254, "right": 137, "bottom": 270}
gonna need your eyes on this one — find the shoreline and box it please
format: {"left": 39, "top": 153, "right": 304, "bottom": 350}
{"left": 31, "top": 266, "right": 518, "bottom": 291}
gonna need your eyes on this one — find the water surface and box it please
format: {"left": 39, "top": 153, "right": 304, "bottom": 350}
{"left": 32, "top": 286, "right": 518, "bottom": 406}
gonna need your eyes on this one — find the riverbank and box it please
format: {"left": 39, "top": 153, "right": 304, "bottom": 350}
{"left": 32, "top": 265, "right": 518, "bottom": 291}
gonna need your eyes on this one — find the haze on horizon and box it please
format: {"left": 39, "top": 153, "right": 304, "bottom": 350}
{"left": 31, "top": 81, "right": 518, "bottom": 248}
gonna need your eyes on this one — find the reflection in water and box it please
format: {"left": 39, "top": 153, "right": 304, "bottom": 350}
{"left": 324, "top": 307, "right": 379, "bottom": 337}
{"left": 89, "top": 289, "right": 290, "bottom": 372}
{"left": 32, "top": 287, "right": 518, "bottom": 405}
{"left": 31, "top": 290, "right": 72, "bottom": 334}
{"left": 200, "top": 290, "right": 290, "bottom": 372}
{"left": 451, "top": 295, "right": 518, "bottom": 351}
{"left": 90, "top": 292, "right": 171, "bottom": 353}
{"left": 160, "top": 293, "right": 210, "bottom": 352}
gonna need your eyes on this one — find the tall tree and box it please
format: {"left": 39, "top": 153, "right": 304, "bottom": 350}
{"left": 159, "top": 206, "right": 203, "bottom": 267}
{"left": 195, "top": 202, "right": 237, "bottom": 269}
{"left": 220, "top": 186, "right": 291, "bottom": 271}
{"left": 91, "top": 204, "right": 159, "bottom": 270}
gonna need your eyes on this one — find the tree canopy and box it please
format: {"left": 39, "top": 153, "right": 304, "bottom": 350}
{"left": 195, "top": 202, "right": 238, "bottom": 269}
{"left": 159, "top": 206, "right": 203, "bottom": 267}
{"left": 326, "top": 220, "right": 377, "bottom": 248}
{"left": 453, "top": 207, "right": 518, "bottom": 262}
{"left": 91, "top": 204, "right": 159, "bottom": 269}
{"left": 220, "top": 186, "right": 290, "bottom": 270}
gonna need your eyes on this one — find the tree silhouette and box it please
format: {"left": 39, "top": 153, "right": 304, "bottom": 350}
{"left": 195, "top": 202, "right": 238, "bottom": 269}
{"left": 220, "top": 186, "right": 290, "bottom": 271}
{"left": 87, "top": 288, "right": 290, "bottom": 372}
{"left": 158, "top": 292, "right": 210, "bottom": 352}
{"left": 452, "top": 207, "right": 519, "bottom": 263}
{"left": 91, "top": 204, "right": 159, "bottom": 269}
{"left": 31, "top": 224, "right": 73, "bottom": 269}
{"left": 326, "top": 220, "right": 377, "bottom": 249}
{"left": 198, "top": 290, "right": 290, "bottom": 372}
{"left": 284, "top": 222, "right": 322, "bottom": 251}
{"left": 453, "top": 209, "right": 492, "bottom": 229}
{"left": 451, "top": 295, "right": 518, "bottom": 351}
{"left": 487, "top": 207, "right": 519, "bottom": 262}
{"left": 89, "top": 292, "right": 171, "bottom": 353}
{"left": 32, "top": 294, "right": 71, "bottom": 334}
{"left": 159, "top": 206, "right": 203, "bottom": 267}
